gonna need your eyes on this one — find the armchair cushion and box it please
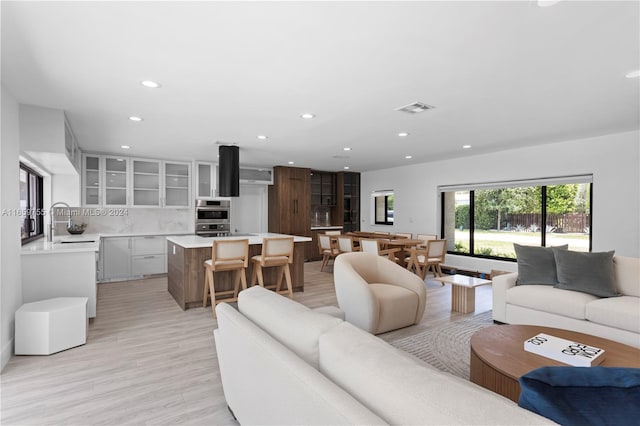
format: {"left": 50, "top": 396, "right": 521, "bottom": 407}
{"left": 518, "top": 366, "right": 640, "bottom": 426}
{"left": 369, "top": 284, "right": 420, "bottom": 335}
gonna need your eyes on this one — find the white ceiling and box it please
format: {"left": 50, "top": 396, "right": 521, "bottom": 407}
{"left": 2, "top": 1, "right": 638, "bottom": 172}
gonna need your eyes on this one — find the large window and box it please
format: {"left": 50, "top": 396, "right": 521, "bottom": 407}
{"left": 373, "top": 191, "right": 394, "bottom": 225}
{"left": 440, "top": 176, "right": 592, "bottom": 260}
{"left": 20, "top": 163, "right": 44, "bottom": 244}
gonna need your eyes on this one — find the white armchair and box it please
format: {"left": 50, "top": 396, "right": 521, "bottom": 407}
{"left": 333, "top": 252, "right": 427, "bottom": 334}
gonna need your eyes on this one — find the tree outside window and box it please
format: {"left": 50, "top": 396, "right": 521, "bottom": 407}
{"left": 374, "top": 192, "right": 394, "bottom": 225}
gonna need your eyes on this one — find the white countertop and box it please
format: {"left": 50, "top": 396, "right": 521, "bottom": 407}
{"left": 310, "top": 225, "right": 344, "bottom": 230}
{"left": 22, "top": 234, "right": 101, "bottom": 255}
{"left": 99, "top": 231, "right": 192, "bottom": 238}
{"left": 167, "top": 233, "right": 312, "bottom": 249}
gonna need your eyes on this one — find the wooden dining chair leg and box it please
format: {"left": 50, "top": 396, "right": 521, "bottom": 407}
{"left": 320, "top": 254, "right": 329, "bottom": 272}
{"left": 275, "top": 265, "right": 285, "bottom": 292}
{"left": 250, "top": 264, "right": 258, "bottom": 286}
{"left": 233, "top": 270, "right": 241, "bottom": 299}
{"left": 239, "top": 269, "right": 248, "bottom": 291}
{"left": 203, "top": 268, "right": 210, "bottom": 308}
{"left": 207, "top": 269, "right": 216, "bottom": 318}
{"left": 435, "top": 264, "right": 443, "bottom": 277}
{"left": 283, "top": 264, "right": 293, "bottom": 299}
{"left": 256, "top": 264, "right": 265, "bottom": 287}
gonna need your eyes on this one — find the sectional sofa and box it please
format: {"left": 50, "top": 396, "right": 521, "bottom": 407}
{"left": 493, "top": 255, "right": 640, "bottom": 348}
{"left": 214, "top": 286, "right": 553, "bottom": 425}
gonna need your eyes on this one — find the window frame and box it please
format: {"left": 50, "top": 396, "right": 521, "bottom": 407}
{"left": 439, "top": 177, "right": 593, "bottom": 261}
{"left": 20, "top": 163, "right": 45, "bottom": 245}
{"left": 373, "top": 191, "right": 394, "bottom": 225}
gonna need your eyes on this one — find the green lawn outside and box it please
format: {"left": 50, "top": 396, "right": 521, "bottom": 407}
{"left": 454, "top": 230, "right": 589, "bottom": 258}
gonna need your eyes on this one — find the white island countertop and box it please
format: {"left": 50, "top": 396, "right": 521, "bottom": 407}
{"left": 167, "top": 233, "right": 312, "bottom": 249}
{"left": 22, "top": 234, "right": 101, "bottom": 255}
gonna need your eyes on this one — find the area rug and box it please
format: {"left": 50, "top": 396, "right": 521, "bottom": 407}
{"left": 387, "top": 311, "right": 494, "bottom": 380}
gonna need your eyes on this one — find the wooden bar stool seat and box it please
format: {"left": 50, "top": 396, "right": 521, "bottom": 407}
{"left": 203, "top": 239, "right": 249, "bottom": 318}
{"left": 250, "top": 237, "right": 295, "bottom": 299}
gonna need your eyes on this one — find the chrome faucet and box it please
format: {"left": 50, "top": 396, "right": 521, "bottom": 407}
{"left": 48, "top": 202, "right": 72, "bottom": 242}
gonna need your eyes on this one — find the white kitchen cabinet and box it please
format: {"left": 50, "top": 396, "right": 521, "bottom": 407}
{"left": 104, "top": 156, "right": 129, "bottom": 206}
{"left": 132, "top": 159, "right": 162, "bottom": 207}
{"left": 101, "top": 235, "right": 167, "bottom": 281}
{"left": 132, "top": 236, "right": 166, "bottom": 275}
{"left": 164, "top": 161, "right": 190, "bottom": 207}
{"left": 83, "top": 154, "right": 102, "bottom": 206}
{"left": 195, "top": 161, "right": 217, "bottom": 199}
{"left": 101, "top": 237, "right": 132, "bottom": 280}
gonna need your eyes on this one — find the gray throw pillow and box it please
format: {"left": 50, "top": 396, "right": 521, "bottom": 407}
{"left": 553, "top": 249, "right": 618, "bottom": 298}
{"left": 514, "top": 243, "right": 568, "bottom": 286}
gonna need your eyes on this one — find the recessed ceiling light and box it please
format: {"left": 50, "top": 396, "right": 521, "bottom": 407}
{"left": 343, "top": 147, "right": 352, "bottom": 151}
{"left": 625, "top": 70, "right": 640, "bottom": 79}
{"left": 257, "top": 135, "right": 269, "bottom": 140}
{"left": 405, "top": 155, "right": 412, "bottom": 159}
{"left": 129, "top": 116, "right": 143, "bottom": 122}
{"left": 537, "top": 0, "right": 562, "bottom": 7}
{"left": 300, "top": 113, "right": 315, "bottom": 119}
{"left": 141, "top": 80, "right": 161, "bottom": 88}
{"left": 116, "top": 158, "right": 124, "bottom": 161}
{"left": 463, "top": 145, "right": 472, "bottom": 149}
{"left": 288, "top": 161, "right": 295, "bottom": 165}
{"left": 344, "top": 166, "right": 350, "bottom": 170}
{"left": 398, "top": 132, "right": 410, "bottom": 137}
{"left": 121, "top": 145, "right": 130, "bottom": 149}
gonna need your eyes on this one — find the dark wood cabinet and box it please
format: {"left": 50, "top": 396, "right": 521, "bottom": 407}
{"left": 310, "top": 171, "right": 337, "bottom": 206}
{"left": 268, "top": 166, "right": 311, "bottom": 237}
{"left": 338, "top": 172, "right": 361, "bottom": 233}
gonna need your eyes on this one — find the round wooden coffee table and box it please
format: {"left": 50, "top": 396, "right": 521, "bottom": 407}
{"left": 470, "top": 325, "right": 640, "bottom": 402}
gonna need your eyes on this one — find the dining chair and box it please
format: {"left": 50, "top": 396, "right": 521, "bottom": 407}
{"left": 406, "top": 239, "right": 447, "bottom": 279}
{"left": 318, "top": 234, "right": 340, "bottom": 272}
{"left": 337, "top": 235, "right": 359, "bottom": 254}
{"left": 250, "top": 237, "right": 295, "bottom": 298}
{"left": 203, "top": 239, "right": 249, "bottom": 318}
{"left": 416, "top": 233, "right": 438, "bottom": 248}
{"left": 324, "top": 230, "right": 341, "bottom": 235}
{"left": 360, "top": 238, "right": 400, "bottom": 263}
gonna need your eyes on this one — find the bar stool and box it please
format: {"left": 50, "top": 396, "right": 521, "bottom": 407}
{"left": 203, "top": 239, "right": 249, "bottom": 318}
{"left": 250, "top": 237, "right": 295, "bottom": 299}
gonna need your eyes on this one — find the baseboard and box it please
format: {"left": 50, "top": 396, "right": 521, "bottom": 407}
{"left": 1, "top": 338, "right": 13, "bottom": 372}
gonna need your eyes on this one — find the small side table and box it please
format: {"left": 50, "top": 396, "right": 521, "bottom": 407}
{"left": 15, "top": 297, "right": 88, "bottom": 355}
{"left": 433, "top": 274, "right": 491, "bottom": 313}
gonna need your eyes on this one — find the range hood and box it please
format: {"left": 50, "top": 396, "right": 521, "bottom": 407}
{"left": 218, "top": 145, "right": 239, "bottom": 197}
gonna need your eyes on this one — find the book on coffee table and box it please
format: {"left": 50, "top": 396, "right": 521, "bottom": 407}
{"left": 524, "top": 333, "right": 606, "bottom": 367}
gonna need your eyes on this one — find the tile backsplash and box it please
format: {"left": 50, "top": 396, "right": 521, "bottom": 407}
{"left": 53, "top": 207, "right": 193, "bottom": 235}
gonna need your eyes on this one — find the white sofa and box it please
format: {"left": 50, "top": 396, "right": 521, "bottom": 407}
{"left": 214, "top": 286, "right": 554, "bottom": 425}
{"left": 493, "top": 256, "right": 640, "bottom": 348}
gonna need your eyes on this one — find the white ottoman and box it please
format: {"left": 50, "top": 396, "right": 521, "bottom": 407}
{"left": 15, "top": 297, "right": 88, "bottom": 355}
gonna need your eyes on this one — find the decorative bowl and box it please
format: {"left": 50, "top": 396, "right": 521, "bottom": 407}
{"left": 67, "top": 223, "right": 87, "bottom": 235}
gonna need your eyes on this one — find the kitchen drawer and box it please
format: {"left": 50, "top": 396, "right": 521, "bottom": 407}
{"left": 132, "top": 236, "right": 166, "bottom": 256}
{"left": 132, "top": 254, "right": 166, "bottom": 276}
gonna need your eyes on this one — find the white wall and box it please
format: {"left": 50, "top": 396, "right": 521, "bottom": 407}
{"left": 361, "top": 130, "right": 640, "bottom": 273}
{"left": 1, "top": 85, "right": 23, "bottom": 370}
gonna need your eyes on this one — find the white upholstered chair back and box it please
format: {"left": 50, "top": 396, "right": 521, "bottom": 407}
{"left": 337, "top": 236, "right": 356, "bottom": 253}
{"left": 263, "top": 237, "right": 294, "bottom": 263}
{"left": 360, "top": 238, "right": 380, "bottom": 255}
{"left": 427, "top": 239, "right": 447, "bottom": 260}
{"left": 319, "top": 234, "right": 332, "bottom": 251}
{"left": 213, "top": 239, "right": 249, "bottom": 266}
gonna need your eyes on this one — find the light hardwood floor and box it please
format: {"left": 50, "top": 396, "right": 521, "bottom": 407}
{"left": 0, "top": 261, "right": 492, "bottom": 425}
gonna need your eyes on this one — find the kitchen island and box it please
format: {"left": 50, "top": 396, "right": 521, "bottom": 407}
{"left": 166, "top": 233, "right": 312, "bottom": 310}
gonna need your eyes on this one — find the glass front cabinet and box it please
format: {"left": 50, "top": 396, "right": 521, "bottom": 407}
{"left": 82, "top": 154, "right": 191, "bottom": 208}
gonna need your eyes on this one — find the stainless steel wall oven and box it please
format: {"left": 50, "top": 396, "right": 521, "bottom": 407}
{"left": 195, "top": 199, "right": 231, "bottom": 237}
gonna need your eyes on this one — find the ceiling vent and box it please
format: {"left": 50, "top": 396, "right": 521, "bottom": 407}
{"left": 395, "top": 102, "right": 435, "bottom": 114}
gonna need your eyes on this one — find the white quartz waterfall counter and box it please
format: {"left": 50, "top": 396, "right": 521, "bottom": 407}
{"left": 166, "top": 233, "right": 312, "bottom": 249}
{"left": 21, "top": 234, "right": 100, "bottom": 318}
